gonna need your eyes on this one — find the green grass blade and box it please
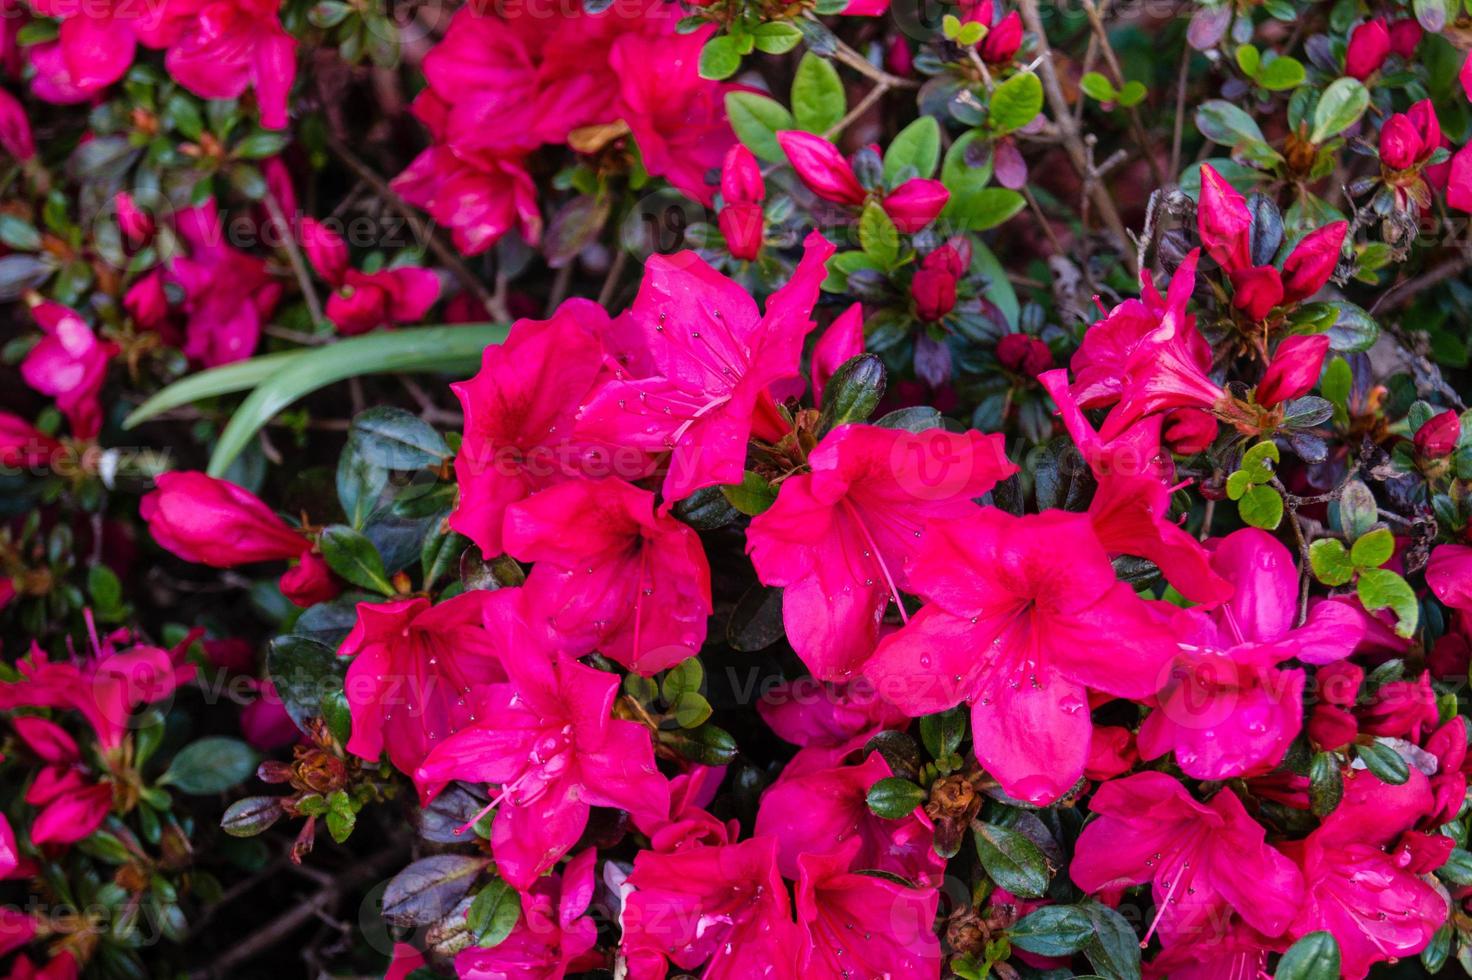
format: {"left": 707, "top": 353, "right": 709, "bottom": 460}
{"left": 199, "top": 324, "right": 506, "bottom": 477}
{"left": 123, "top": 349, "right": 307, "bottom": 430}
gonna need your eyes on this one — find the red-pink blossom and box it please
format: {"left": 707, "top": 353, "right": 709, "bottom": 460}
{"left": 1072, "top": 772, "right": 1304, "bottom": 946}
{"left": 20, "top": 301, "right": 116, "bottom": 440}
{"left": 881, "top": 177, "right": 950, "bottom": 233}
{"left": 777, "top": 131, "right": 947, "bottom": 231}
{"left": 979, "top": 10, "right": 1024, "bottom": 63}
{"left": 578, "top": 232, "right": 834, "bottom": 508}
{"left": 340, "top": 591, "right": 508, "bottom": 778}
{"left": 1428, "top": 544, "right": 1472, "bottom": 612}
{"left": 300, "top": 219, "right": 440, "bottom": 335}
{"left": 810, "top": 303, "right": 865, "bottom": 405}
{"left": 141, "top": 471, "right": 308, "bottom": 567}
{"left": 0, "top": 413, "right": 61, "bottom": 470}
{"left": 748, "top": 422, "right": 1014, "bottom": 680}
{"left": 997, "top": 333, "right": 1053, "bottom": 376}
{"left": 1415, "top": 409, "right": 1461, "bottom": 457}
{"left": 150, "top": 0, "right": 298, "bottom": 129}
{"left": 504, "top": 476, "right": 712, "bottom": 675}
{"left": 719, "top": 145, "right": 765, "bottom": 260}
{"left": 1256, "top": 334, "right": 1330, "bottom": 407}
{"left": 911, "top": 239, "right": 968, "bottom": 321}
{"left": 165, "top": 202, "right": 282, "bottom": 366}
{"left": 864, "top": 509, "right": 1176, "bottom": 804}
{"left": 0, "top": 87, "right": 32, "bottom": 160}
{"left": 455, "top": 849, "right": 600, "bottom": 980}
{"left": 414, "top": 590, "right": 668, "bottom": 889}
{"left": 1344, "top": 18, "right": 1391, "bottom": 80}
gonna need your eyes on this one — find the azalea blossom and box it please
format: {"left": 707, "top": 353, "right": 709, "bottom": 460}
{"left": 21, "top": 301, "right": 116, "bottom": 440}
{"left": 577, "top": 231, "right": 835, "bottom": 508}
{"left": 864, "top": 508, "right": 1177, "bottom": 804}
{"left": 299, "top": 218, "right": 440, "bottom": 335}
{"left": 504, "top": 476, "right": 712, "bottom": 675}
{"left": 777, "top": 131, "right": 949, "bottom": 233}
{"left": 747, "top": 422, "right": 1015, "bottom": 680}
{"left": 165, "top": 202, "right": 283, "bottom": 367}
{"left": 413, "top": 589, "right": 668, "bottom": 888}
{"left": 454, "top": 849, "right": 600, "bottom": 980}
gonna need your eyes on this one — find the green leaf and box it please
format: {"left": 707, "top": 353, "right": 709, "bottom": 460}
{"left": 1437, "top": 849, "right": 1472, "bottom": 886}
{"left": 791, "top": 52, "right": 846, "bottom": 133}
{"left": 466, "top": 879, "right": 521, "bottom": 948}
{"left": 973, "top": 822, "right": 1050, "bottom": 897}
{"left": 1308, "top": 539, "right": 1353, "bottom": 586}
{"left": 1310, "top": 77, "right": 1369, "bottom": 143}
{"left": 1239, "top": 484, "right": 1284, "bottom": 529}
{"left": 1321, "top": 356, "right": 1350, "bottom": 410}
{"left": 947, "top": 187, "right": 1026, "bottom": 231}
{"left": 1256, "top": 56, "right": 1306, "bottom": 90}
{"left": 1356, "top": 568, "right": 1418, "bottom": 638}
{"left": 1010, "top": 905, "right": 1096, "bottom": 956}
{"left": 1235, "top": 44, "right": 1261, "bottom": 77}
{"left": 1356, "top": 739, "right": 1410, "bottom": 785}
{"left": 661, "top": 723, "right": 738, "bottom": 765}
{"left": 1240, "top": 441, "right": 1280, "bottom": 482}
{"left": 820, "top": 354, "right": 886, "bottom": 431}
{"left": 350, "top": 407, "right": 449, "bottom": 469}
{"left": 1116, "top": 81, "right": 1147, "bottom": 107}
{"left": 1308, "top": 752, "right": 1343, "bottom": 816}
{"left": 1274, "top": 932, "right": 1340, "bottom": 980}
{"left": 1337, "top": 479, "right": 1377, "bottom": 540}
{"left": 725, "top": 92, "right": 796, "bottom": 163}
{"left": 988, "top": 72, "right": 1043, "bottom": 134}
{"left": 883, "top": 116, "right": 941, "bottom": 184}
{"left": 866, "top": 777, "right": 926, "bottom": 818}
{"left": 326, "top": 808, "right": 355, "bottom": 843}
{"left": 858, "top": 201, "right": 900, "bottom": 267}
{"left": 721, "top": 471, "right": 778, "bottom": 516}
{"left": 1349, "top": 527, "right": 1393, "bottom": 569}
{"left": 123, "top": 349, "right": 303, "bottom": 428}
{"left": 661, "top": 657, "right": 705, "bottom": 702}
{"left": 918, "top": 707, "right": 965, "bottom": 758}
{"left": 698, "top": 35, "right": 743, "bottom": 80}
{"left": 319, "top": 524, "right": 395, "bottom": 595}
{"left": 267, "top": 634, "right": 347, "bottom": 733}
{"left": 672, "top": 691, "right": 714, "bottom": 728}
{"left": 1079, "top": 71, "right": 1118, "bottom": 101}
{"left": 1081, "top": 902, "right": 1142, "bottom": 980}
{"left": 751, "top": 21, "right": 803, "bottom": 54}
{"left": 159, "top": 737, "right": 259, "bottom": 795}
{"left": 234, "top": 132, "right": 291, "bottom": 160}
{"left": 1195, "top": 100, "right": 1269, "bottom": 147}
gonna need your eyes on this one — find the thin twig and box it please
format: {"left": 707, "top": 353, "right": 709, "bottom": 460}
{"left": 263, "top": 190, "right": 325, "bottom": 327}
{"left": 1169, "top": 44, "right": 1191, "bottom": 180}
{"left": 1078, "top": 0, "right": 1166, "bottom": 186}
{"left": 827, "top": 32, "right": 919, "bottom": 89}
{"left": 598, "top": 247, "right": 630, "bottom": 308}
{"left": 825, "top": 80, "right": 892, "bottom": 141}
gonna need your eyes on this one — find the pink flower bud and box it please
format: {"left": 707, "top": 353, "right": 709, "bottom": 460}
{"left": 997, "top": 333, "right": 1053, "bottom": 376}
{"left": 1256, "top": 334, "right": 1330, "bottom": 407}
{"left": 124, "top": 271, "right": 170, "bottom": 332}
{"left": 1414, "top": 408, "right": 1461, "bottom": 457}
{"left": 1162, "top": 407, "right": 1218, "bottom": 454}
{"left": 31, "top": 783, "right": 111, "bottom": 845}
{"left": 0, "top": 88, "right": 33, "bottom": 162}
{"left": 1389, "top": 18, "right": 1423, "bottom": 57}
{"left": 300, "top": 217, "right": 349, "bottom": 286}
{"left": 1392, "top": 831, "right": 1454, "bottom": 875}
{"left": 882, "top": 178, "right": 949, "bottom": 233}
{"left": 326, "top": 279, "right": 390, "bottom": 336}
{"left": 279, "top": 549, "right": 340, "bottom": 607}
{"left": 240, "top": 679, "right": 300, "bottom": 750}
{"left": 1449, "top": 143, "right": 1472, "bottom": 213}
{"left": 718, "top": 202, "right": 764, "bottom": 261}
{"left": 140, "top": 471, "right": 309, "bottom": 567}
{"left": 911, "top": 243, "right": 966, "bottom": 321}
{"left": 1228, "top": 265, "right": 1284, "bottom": 321}
{"left": 1280, "top": 221, "right": 1347, "bottom": 303}
{"left": 0, "top": 412, "right": 61, "bottom": 470}
{"left": 0, "top": 907, "right": 36, "bottom": 959}
{"left": 981, "top": 10, "right": 1024, "bottom": 64}
{"left": 776, "top": 131, "right": 866, "bottom": 205}
{"left": 1345, "top": 19, "right": 1390, "bottom": 80}
{"left": 886, "top": 35, "right": 914, "bottom": 77}
{"left": 114, "top": 192, "right": 154, "bottom": 248}
{"left": 1308, "top": 703, "right": 1358, "bottom": 751}
{"left": 1196, "top": 163, "right": 1252, "bottom": 272}
{"left": 960, "top": 0, "right": 995, "bottom": 25}
{"left": 720, "top": 145, "right": 764, "bottom": 205}
{"left": 1378, "top": 113, "right": 1422, "bottom": 171}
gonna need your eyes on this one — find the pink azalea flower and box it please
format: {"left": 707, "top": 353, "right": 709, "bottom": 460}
{"left": 0, "top": 412, "right": 61, "bottom": 470}
{"left": 1427, "top": 544, "right": 1472, "bottom": 611}
{"left": 141, "top": 471, "right": 308, "bottom": 567}
{"left": 621, "top": 837, "right": 808, "bottom": 980}
{"left": 631, "top": 764, "right": 736, "bottom": 854}
{"left": 776, "top": 131, "right": 949, "bottom": 232}
{"left": 754, "top": 751, "right": 945, "bottom": 884}
{"left": 1072, "top": 772, "right": 1304, "bottom": 947}
{"left": 165, "top": 202, "right": 282, "bottom": 366}
{"left": 504, "top": 476, "right": 712, "bottom": 675}
{"left": 450, "top": 299, "right": 617, "bottom": 556}
{"left": 148, "top": 0, "right": 297, "bottom": 129}
{"left": 13, "top": 718, "right": 111, "bottom": 847}
{"left": 1414, "top": 409, "right": 1461, "bottom": 457}
{"left": 757, "top": 676, "right": 908, "bottom": 756}
{"left": 1284, "top": 769, "right": 1449, "bottom": 979}
{"left": 20, "top": 301, "right": 117, "bottom": 440}
{"left": 22, "top": 0, "right": 169, "bottom": 99}
{"left": 1344, "top": 18, "right": 1391, "bottom": 79}
{"left": 612, "top": 29, "right": 739, "bottom": 206}
{"left": 809, "top": 303, "right": 865, "bottom": 405}
{"left": 795, "top": 838, "right": 942, "bottom": 977}
{"left": 864, "top": 509, "right": 1176, "bottom": 804}
{"left": 299, "top": 218, "right": 440, "bottom": 335}
{"left": 747, "top": 423, "right": 1015, "bottom": 680}
{"left": 339, "top": 590, "right": 508, "bottom": 778}
{"left": 414, "top": 590, "right": 668, "bottom": 889}
{"left": 390, "top": 136, "right": 541, "bottom": 256}
{"left": 719, "top": 145, "right": 765, "bottom": 260}
{"left": 454, "top": 849, "right": 600, "bottom": 980}
{"left": 1137, "top": 528, "right": 1365, "bottom": 779}
{"left": 577, "top": 231, "right": 835, "bottom": 509}
{"left": 0, "top": 87, "right": 33, "bottom": 161}
{"left": 978, "top": 9, "right": 1024, "bottom": 63}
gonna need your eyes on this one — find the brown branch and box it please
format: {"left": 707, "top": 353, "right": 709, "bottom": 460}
{"left": 1077, "top": 0, "right": 1166, "bottom": 187}
{"left": 263, "top": 189, "right": 325, "bottom": 327}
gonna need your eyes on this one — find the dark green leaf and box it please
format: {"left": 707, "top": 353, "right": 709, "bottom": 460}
{"left": 973, "top": 821, "right": 1050, "bottom": 897}
{"left": 160, "top": 737, "right": 259, "bottom": 795}
{"left": 466, "top": 879, "right": 521, "bottom": 947}
{"left": 866, "top": 777, "right": 927, "bottom": 818}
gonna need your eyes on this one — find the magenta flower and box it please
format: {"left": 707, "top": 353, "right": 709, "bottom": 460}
{"left": 1414, "top": 409, "right": 1461, "bottom": 457}
{"left": 864, "top": 509, "right": 1176, "bottom": 804}
{"left": 1072, "top": 772, "right": 1304, "bottom": 947}
{"left": 1344, "top": 18, "right": 1391, "bottom": 79}
{"left": 414, "top": 590, "right": 668, "bottom": 889}
{"left": 1256, "top": 334, "right": 1330, "bottom": 407}
{"left": 718, "top": 145, "right": 765, "bottom": 261}
{"left": 339, "top": 591, "right": 508, "bottom": 778}
{"left": 22, "top": 0, "right": 168, "bottom": 99}
{"left": 0, "top": 88, "right": 33, "bottom": 161}
{"left": 776, "top": 131, "right": 949, "bottom": 232}
{"left": 621, "top": 837, "right": 807, "bottom": 980}
{"left": 577, "top": 232, "right": 835, "bottom": 508}
{"left": 747, "top": 423, "right": 1014, "bottom": 680}
{"left": 757, "top": 676, "right": 908, "bottom": 756}
{"left": 1137, "top": 528, "right": 1365, "bottom": 779}
{"left": 911, "top": 239, "right": 968, "bottom": 321}
{"left": 21, "top": 301, "right": 117, "bottom": 440}
{"left": 165, "top": 202, "right": 282, "bottom": 366}
{"left": 141, "top": 472, "right": 307, "bottom": 567}
{"left": 795, "top": 838, "right": 941, "bottom": 977}
{"left": 810, "top": 303, "right": 865, "bottom": 405}
{"left": 0, "top": 412, "right": 61, "bottom": 470}
{"left": 1428, "top": 544, "right": 1472, "bottom": 611}
{"left": 979, "top": 9, "right": 1024, "bottom": 63}
{"left": 754, "top": 752, "right": 945, "bottom": 883}
{"left": 454, "top": 849, "right": 600, "bottom": 980}
{"left": 450, "top": 299, "right": 611, "bottom": 556}
{"left": 391, "top": 135, "right": 541, "bottom": 255}
{"left": 150, "top": 0, "right": 297, "bottom": 129}
{"left": 504, "top": 476, "right": 711, "bottom": 675}
{"left": 299, "top": 219, "right": 440, "bottom": 335}
{"left": 1284, "top": 769, "right": 1449, "bottom": 979}
{"left": 13, "top": 718, "right": 111, "bottom": 847}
